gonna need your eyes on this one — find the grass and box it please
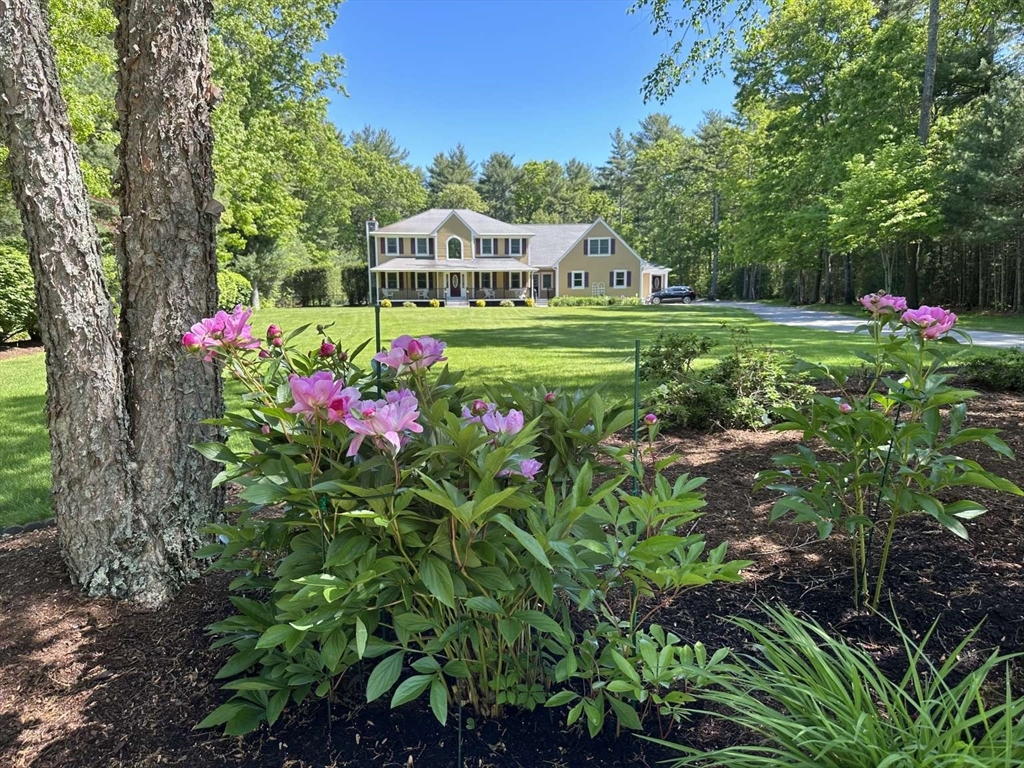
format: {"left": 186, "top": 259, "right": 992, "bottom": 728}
{"left": 763, "top": 299, "right": 1024, "bottom": 335}
{"left": 0, "top": 303, "right": 1001, "bottom": 527}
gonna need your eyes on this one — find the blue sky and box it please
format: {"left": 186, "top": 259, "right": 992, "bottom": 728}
{"left": 323, "top": 0, "right": 737, "bottom": 171}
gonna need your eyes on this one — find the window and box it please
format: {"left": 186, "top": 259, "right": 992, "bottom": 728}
{"left": 509, "top": 273, "right": 522, "bottom": 290}
{"left": 587, "top": 238, "right": 611, "bottom": 256}
{"left": 416, "top": 273, "right": 428, "bottom": 290}
{"left": 384, "top": 238, "right": 398, "bottom": 255}
{"left": 480, "top": 238, "right": 495, "bottom": 256}
{"left": 612, "top": 270, "right": 629, "bottom": 288}
{"left": 414, "top": 237, "right": 431, "bottom": 256}
{"left": 508, "top": 238, "right": 522, "bottom": 256}
{"left": 570, "top": 271, "right": 586, "bottom": 289}
{"left": 384, "top": 273, "right": 398, "bottom": 290}
{"left": 479, "top": 273, "right": 493, "bottom": 289}
{"left": 447, "top": 237, "right": 462, "bottom": 260}
{"left": 542, "top": 273, "right": 552, "bottom": 290}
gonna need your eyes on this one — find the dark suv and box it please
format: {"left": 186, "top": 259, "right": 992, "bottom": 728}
{"left": 648, "top": 285, "right": 697, "bottom": 305}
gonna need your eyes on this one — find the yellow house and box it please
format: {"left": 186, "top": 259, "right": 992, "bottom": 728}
{"left": 368, "top": 209, "right": 669, "bottom": 305}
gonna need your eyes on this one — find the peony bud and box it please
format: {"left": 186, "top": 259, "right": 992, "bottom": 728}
{"left": 839, "top": 403, "right": 852, "bottom": 414}
{"left": 471, "top": 399, "right": 489, "bottom": 416}
{"left": 319, "top": 341, "right": 336, "bottom": 357}
{"left": 258, "top": 349, "right": 270, "bottom": 359}
{"left": 261, "top": 424, "right": 271, "bottom": 434}
{"left": 643, "top": 413, "right": 658, "bottom": 425}
{"left": 272, "top": 336, "right": 283, "bottom": 347}
{"left": 267, "top": 324, "right": 282, "bottom": 339}
{"left": 544, "top": 392, "right": 556, "bottom": 403}
{"left": 182, "top": 332, "right": 202, "bottom": 352}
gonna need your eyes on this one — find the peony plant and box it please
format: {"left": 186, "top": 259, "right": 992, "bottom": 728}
{"left": 182, "top": 308, "right": 749, "bottom": 736}
{"left": 757, "top": 294, "right": 1022, "bottom": 610}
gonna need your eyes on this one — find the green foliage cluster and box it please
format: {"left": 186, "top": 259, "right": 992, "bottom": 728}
{"left": 963, "top": 349, "right": 1024, "bottom": 393}
{"left": 192, "top": 332, "right": 749, "bottom": 737}
{"left": 549, "top": 295, "right": 642, "bottom": 307}
{"left": 0, "top": 244, "right": 37, "bottom": 342}
{"left": 660, "top": 604, "right": 1024, "bottom": 768}
{"left": 641, "top": 330, "right": 813, "bottom": 430}
{"left": 758, "top": 314, "right": 1022, "bottom": 609}
{"left": 280, "top": 266, "right": 340, "bottom": 307}
{"left": 216, "top": 270, "right": 252, "bottom": 310}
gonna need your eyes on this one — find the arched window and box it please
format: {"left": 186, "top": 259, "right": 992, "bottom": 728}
{"left": 447, "top": 236, "right": 462, "bottom": 260}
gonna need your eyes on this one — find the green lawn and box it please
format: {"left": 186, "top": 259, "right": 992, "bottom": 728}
{"left": 763, "top": 299, "right": 1024, "bottom": 335}
{"left": 0, "top": 303, "right": 992, "bottom": 527}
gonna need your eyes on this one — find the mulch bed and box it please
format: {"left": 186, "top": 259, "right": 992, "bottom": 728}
{"left": 2, "top": 390, "right": 1023, "bottom": 768}
{"left": 0, "top": 342, "right": 43, "bottom": 362}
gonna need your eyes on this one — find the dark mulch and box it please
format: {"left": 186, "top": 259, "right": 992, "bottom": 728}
{"left": 0, "top": 342, "right": 43, "bottom": 362}
{"left": 1, "top": 391, "right": 1022, "bottom": 768}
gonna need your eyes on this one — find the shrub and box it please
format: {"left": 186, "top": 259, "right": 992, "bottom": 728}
{"left": 380, "top": 298, "right": 392, "bottom": 307}
{"left": 280, "top": 265, "right": 340, "bottom": 306}
{"left": 217, "top": 270, "right": 252, "bottom": 310}
{"left": 659, "top": 605, "right": 1024, "bottom": 768}
{"left": 429, "top": 298, "right": 440, "bottom": 308}
{"left": 338, "top": 259, "right": 369, "bottom": 306}
{"left": 757, "top": 295, "right": 1022, "bottom": 608}
{"left": 183, "top": 315, "right": 749, "bottom": 737}
{"left": 641, "top": 330, "right": 813, "bottom": 430}
{"left": 549, "top": 295, "right": 641, "bottom": 307}
{"left": 475, "top": 299, "right": 486, "bottom": 307}
{"left": 499, "top": 299, "right": 514, "bottom": 307}
{"left": 402, "top": 301, "right": 416, "bottom": 308}
{"left": 524, "top": 297, "right": 535, "bottom": 307}
{"left": 0, "top": 244, "right": 37, "bottom": 343}
{"left": 963, "top": 349, "right": 1024, "bottom": 392}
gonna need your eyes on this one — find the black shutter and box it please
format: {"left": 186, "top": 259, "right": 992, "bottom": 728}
{"left": 583, "top": 239, "right": 589, "bottom": 255}
{"left": 398, "top": 238, "right": 404, "bottom": 255}
{"left": 610, "top": 239, "right": 616, "bottom": 254}
{"left": 429, "top": 238, "right": 435, "bottom": 255}
{"left": 609, "top": 270, "right": 614, "bottom": 285}
{"left": 475, "top": 238, "right": 480, "bottom": 255}
{"left": 627, "top": 271, "right": 632, "bottom": 287}
{"left": 398, "top": 273, "right": 404, "bottom": 290}
{"left": 504, "top": 238, "right": 509, "bottom": 255}
{"left": 584, "top": 271, "right": 589, "bottom": 287}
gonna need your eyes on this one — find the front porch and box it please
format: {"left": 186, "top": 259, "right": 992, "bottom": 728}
{"left": 371, "top": 258, "right": 538, "bottom": 305}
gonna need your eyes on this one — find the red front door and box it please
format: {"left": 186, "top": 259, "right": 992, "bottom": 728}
{"left": 450, "top": 273, "right": 462, "bottom": 297}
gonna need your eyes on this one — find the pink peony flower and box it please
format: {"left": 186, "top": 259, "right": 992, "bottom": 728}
{"left": 320, "top": 341, "right": 336, "bottom": 357}
{"left": 643, "top": 413, "right": 658, "bottom": 425}
{"left": 374, "top": 335, "right": 448, "bottom": 372}
{"left": 902, "top": 305, "right": 957, "bottom": 340}
{"left": 184, "top": 305, "right": 260, "bottom": 360}
{"left": 859, "top": 292, "right": 908, "bottom": 316}
{"left": 482, "top": 408, "right": 524, "bottom": 436}
{"left": 517, "top": 459, "right": 543, "bottom": 481}
{"left": 344, "top": 392, "right": 423, "bottom": 457}
{"left": 839, "top": 403, "right": 852, "bottom": 414}
{"left": 286, "top": 371, "right": 345, "bottom": 422}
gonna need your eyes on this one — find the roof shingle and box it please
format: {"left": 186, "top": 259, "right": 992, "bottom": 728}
{"left": 375, "top": 209, "right": 533, "bottom": 236}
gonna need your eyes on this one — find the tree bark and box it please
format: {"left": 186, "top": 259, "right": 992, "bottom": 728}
{"left": 905, "top": 241, "right": 920, "bottom": 308}
{"left": 0, "top": 0, "right": 135, "bottom": 594}
{"left": 844, "top": 253, "right": 854, "bottom": 304}
{"left": 708, "top": 191, "right": 720, "bottom": 300}
{"left": 113, "top": 0, "right": 224, "bottom": 605}
{"left": 918, "top": 0, "right": 941, "bottom": 145}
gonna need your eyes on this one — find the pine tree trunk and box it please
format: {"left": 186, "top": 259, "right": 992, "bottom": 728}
{"left": 0, "top": 0, "right": 135, "bottom": 594}
{"left": 905, "top": 241, "right": 920, "bottom": 308}
{"left": 844, "top": 253, "right": 854, "bottom": 304}
{"left": 709, "top": 191, "right": 720, "bottom": 300}
{"left": 113, "top": 0, "right": 224, "bottom": 604}
{"left": 918, "top": 0, "right": 941, "bottom": 145}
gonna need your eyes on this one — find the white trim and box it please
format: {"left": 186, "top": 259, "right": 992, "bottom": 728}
{"left": 413, "top": 237, "right": 431, "bottom": 257}
{"left": 508, "top": 238, "right": 523, "bottom": 256}
{"left": 569, "top": 270, "right": 586, "bottom": 289}
{"left": 611, "top": 269, "right": 629, "bottom": 288}
{"left": 587, "top": 237, "right": 612, "bottom": 257}
{"left": 446, "top": 235, "right": 463, "bottom": 260}
{"left": 383, "top": 237, "right": 400, "bottom": 256}
{"left": 479, "top": 237, "right": 496, "bottom": 256}
{"left": 508, "top": 271, "right": 522, "bottom": 290}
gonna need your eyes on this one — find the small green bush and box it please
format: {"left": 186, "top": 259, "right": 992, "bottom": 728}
{"left": 524, "top": 297, "right": 535, "bottom": 307}
{"left": 380, "top": 298, "right": 392, "bottom": 308}
{"left": 659, "top": 605, "right": 1024, "bottom": 768}
{"left": 402, "top": 301, "right": 416, "bottom": 307}
{"left": 475, "top": 299, "right": 486, "bottom": 307}
{"left": 641, "top": 330, "right": 813, "bottom": 430}
{"left": 429, "top": 298, "right": 440, "bottom": 307}
{"left": 280, "top": 265, "right": 340, "bottom": 306}
{"left": 963, "top": 349, "right": 1024, "bottom": 392}
{"left": 499, "top": 299, "right": 514, "bottom": 307}
{"left": 0, "top": 244, "right": 37, "bottom": 342}
{"left": 216, "top": 270, "right": 252, "bottom": 310}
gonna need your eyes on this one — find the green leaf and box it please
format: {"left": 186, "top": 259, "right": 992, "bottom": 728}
{"left": 266, "top": 688, "right": 290, "bottom": 726}
{"left": 191, "top": 442, "right": 240, "bottom": 464}
{"left": 511, "top": 610, "right": 563, "bottom": 637}
{"left": 215, "top": 648, "right": 264, "bottom": 679}
{"left": 545, "top": 690, "right": 579, "bottom": 707}
{"left": 464, "top": 596, "right": 504, "bottom": 615}
{"left": 256, "top": 623, "right": 298, "bottom": 649}
{"left": 366, "top": 652, "right": 404, "bottom": 703}
{"left": 195, "top": 701, "right": 248, "bottom": 730}
{"left": 429, "top": 677, "right": 449, "bottom": 725}
{"left": 492, "top": 513, "right": 552, "bottom": 568}
{"left": 419, "top": 557, "right": 456, "bottom": 608}
{"left": 607, "top": 696, "right": 643, "bottom": 731}
{"left": 354, "top": 617, "right": 368, "bottom": 659}
{"left": 390, "top": 674, "right": 433, "bottom": 708}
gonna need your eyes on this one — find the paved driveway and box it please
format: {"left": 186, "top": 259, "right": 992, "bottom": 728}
{"left": 715, "top": 301, "right": 1024, "bottom": 349}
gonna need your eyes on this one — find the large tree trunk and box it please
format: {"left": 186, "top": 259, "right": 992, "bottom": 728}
{"left": 0, "top": 0, "right": 135, "bottom": 594}
{"left": 708, "top": 191, "right": 720, "bottom": 300}
{"left": 918, "top": 0, "right": 940, "bottom": 145}
{"left": 844, "top": 253, "right": 854, "bottom": 304}
{"left": 113, "top": 0, "right": 224, "bottom": 605}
